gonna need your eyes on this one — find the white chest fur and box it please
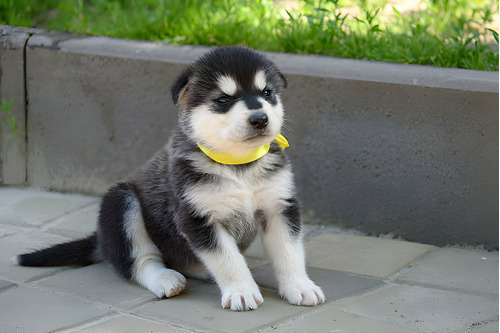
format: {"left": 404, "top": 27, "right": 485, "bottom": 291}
{"left": 184, "top": 157, "right": 295, "bottom": 233}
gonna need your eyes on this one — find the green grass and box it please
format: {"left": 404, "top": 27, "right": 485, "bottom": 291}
{"left": 1, "top": 0, "right": 498, "bottom": 70}
{"left": 0, "top": 98, "right": 18, "bottom": 137}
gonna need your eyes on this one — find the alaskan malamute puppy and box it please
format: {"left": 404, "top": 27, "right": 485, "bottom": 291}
{"left": 18, "top": 46, "right": 325, "bottom": 311}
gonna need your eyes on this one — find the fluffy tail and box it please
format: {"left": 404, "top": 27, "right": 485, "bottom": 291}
{"left": 17, "top": 233, "right": 99, "bottom": 267}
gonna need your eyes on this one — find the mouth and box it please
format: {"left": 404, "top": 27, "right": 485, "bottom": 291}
{"left": 242, "top": 131, "right": 272, "bottom": 143}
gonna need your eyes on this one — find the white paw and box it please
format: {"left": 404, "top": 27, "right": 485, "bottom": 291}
{"left": 280, "top": 279, "right": 325, "bottom": 306}
{"left": 147, "top": 268, "right": 187, "bottom": 298}
{"left": 221, "top": 282, "right": 264, "bottom": 311}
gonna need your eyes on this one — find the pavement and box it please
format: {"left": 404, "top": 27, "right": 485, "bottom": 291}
{"left": 0, "top": 186, "right": 498, "bottom": 333}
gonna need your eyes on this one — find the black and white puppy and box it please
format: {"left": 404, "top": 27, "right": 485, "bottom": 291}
{"left": 17, "top": 46, "right": 325, "bottom": 311}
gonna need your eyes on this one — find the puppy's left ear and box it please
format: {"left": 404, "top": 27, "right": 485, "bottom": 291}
{"left": 278, "top": 71, "right": 288, "bottom": 89}
{"left": 171, "top": 68, "right": 192, "bottom": 105}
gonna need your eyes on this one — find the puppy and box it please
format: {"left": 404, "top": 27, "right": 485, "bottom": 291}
{"left": 17, "top": 46, "right": 325, "bottom": 311}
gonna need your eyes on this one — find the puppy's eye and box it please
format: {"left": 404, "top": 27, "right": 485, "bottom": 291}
{"left": 262, "top": 89, "right": 272, "bottom": 97}
{"left": 216, "top": 96, "right": 231, "bottom": 104}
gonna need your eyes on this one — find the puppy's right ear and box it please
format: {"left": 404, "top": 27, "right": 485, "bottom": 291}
{"left": 171, "top": 68, "right": 192, "bottom": 105}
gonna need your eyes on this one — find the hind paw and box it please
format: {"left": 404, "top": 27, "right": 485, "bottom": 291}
{"left": 147, "top": 268, "right": 187, "bottom": 298}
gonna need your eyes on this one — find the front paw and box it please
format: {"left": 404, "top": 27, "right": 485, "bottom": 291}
{"left": 280, "top": 279, "right": 325, "bottom": 306}
{"left": 221, "top": 283, "right": 264, "bottom": 311}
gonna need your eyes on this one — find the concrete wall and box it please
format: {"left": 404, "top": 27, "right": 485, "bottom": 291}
{"left": 1, "top": 25, "right": 498, "bottom": 248}
{"left": 0, "top": 27, "right": 30, "bottom": 184}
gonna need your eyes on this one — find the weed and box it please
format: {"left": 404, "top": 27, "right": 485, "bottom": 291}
{"left": 327, "top": 217, "right": 346, "bottom": 229}
{"left": 0, "top": 98, "right": 18, "bottom": 137}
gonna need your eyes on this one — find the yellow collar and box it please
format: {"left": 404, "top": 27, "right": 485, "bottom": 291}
{"left": 197, "top": 134, "right": 289, "bottom": 165}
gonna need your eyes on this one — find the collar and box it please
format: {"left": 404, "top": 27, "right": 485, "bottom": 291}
{"left": 197, "top": 133, "right": 289, "bottom": 165}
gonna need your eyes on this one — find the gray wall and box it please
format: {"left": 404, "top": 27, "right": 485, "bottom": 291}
{"left": 1, "top": 26, "right": 498, "bottom": 248}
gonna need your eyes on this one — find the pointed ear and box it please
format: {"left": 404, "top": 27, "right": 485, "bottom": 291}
{"left": 171, "top": 68, "right": 192, "bottom": 105}
{"left": 278, "top": 71, "right": 287, "bottom": 89}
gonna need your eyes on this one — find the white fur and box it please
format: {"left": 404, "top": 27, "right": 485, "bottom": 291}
{"left": 11, "top": 255, "right": 20, "bottom": 265}
{"left": 185, "top": 150, "right": 324, "bottom": 307}
{"left": 261, "top": 216, "right": 325, "bottom": 306}
{"left": 254, "top": 70, "right": 267, "bottom": 91}
{"left": 189, "top": 69, "right": 284, "bottom": 158}
{"left": 190, "top": 99, "right": 284, "bottom": 157}
{"left": 217, "top": 75, "right": 238, "bottom": 96}
{"left": 124, "top": 196, "right": 187, "bottom": 298}
{"left": 185, "top": 153, "right": 316, "bottom": 310}
{"left": 198, "top": 225, "right": 263, "bottom": 311}
{"left": 185, "top": 155, "right": 295, "bottom": 221}
{"left": 225, "top": 100, "right": 282, "bottom": 143}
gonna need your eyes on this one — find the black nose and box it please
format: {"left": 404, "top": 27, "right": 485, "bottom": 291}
{"left": 249, "top": 113, "right": 268, "bottom": 129}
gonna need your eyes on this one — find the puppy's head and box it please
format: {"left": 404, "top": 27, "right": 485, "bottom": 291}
{"left": 172, "top": 46, "right": 287, "bottom": 156}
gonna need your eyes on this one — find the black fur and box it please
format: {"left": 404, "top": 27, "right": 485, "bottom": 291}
{"left": 17, "top": 234, "right": 97, "bottom": 267}
{"left": 283, "top": 197, "right": 302, "bottom": 237}
{"left": 244, "top": 95, "right": 264, "bottom": 110}
{"left": 173, "top": 46, "right": 286, "bottom": 111}
{"left": 123, "top": 132, "right": 220, "bottom": 267}
{"left": 172, "top": 68, "right": 192, "bottom": 105}
{"left": 96, "top": 182, "right": 136, "bottom": 279}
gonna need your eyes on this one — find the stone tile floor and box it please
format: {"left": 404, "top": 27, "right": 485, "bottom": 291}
{"left": 0, "top": 186, "right": 498, "bottom": 332}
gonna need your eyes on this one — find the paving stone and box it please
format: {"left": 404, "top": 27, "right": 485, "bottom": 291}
{"left": 39, "top": 262, "right": 206, "bottom": 310}
{"left": 46, "top": 202, "right": 100, "bottom": 238}
{"left": 38, "top": 262, "right": 156, "bottom": 310}
{"left": 0, "top": 224, "right": 17, "bottom": 239}
{"left": 0, "top": 186, "right": 41, "bottom": 207}
{"left": 251, "top": 264, "right": 383, "bottom": 302}
{"left": 470, "top": 320, "right": 500, "bottom": 333}
{"left": 0, "top": 187, "right": 98, "bottom": 226}
{"left": 136, "top": 283, "right": 312, "bottom": 333}
{"left": 0, "top": 232, "right": 70, "bottom": 282}
{"left": 1, "top": 185, "right": 497, "bottom": 332}
{"left": 74, "top": 314, "right": 185, "bottom": 333}
{"left": 0, "top": 285, "right": 112, "bottom": 333}
{"left": 0, "top": 279, "right": 17, "bottom": 292}
{"left": 339, "top": 285, "right": 499, "bottom": 332}
{"left": 398, "top": 247, "right": 499, "bottom": 295}
{"left": 267, "top": 308, "right": 419, "bottom": 332}
{"left": 244, "top": 237, "right": 268, "bottom": 263}
{"left": 305, "top": 234, "right": 436, "bottom": 278}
